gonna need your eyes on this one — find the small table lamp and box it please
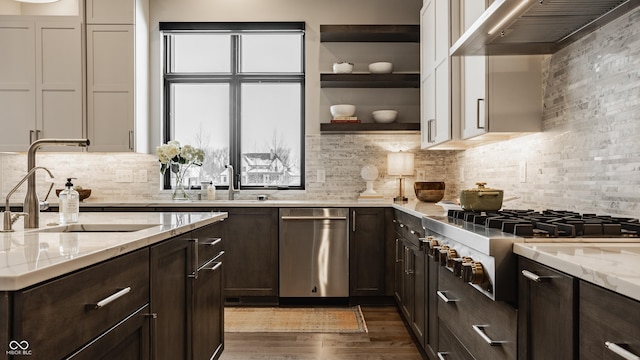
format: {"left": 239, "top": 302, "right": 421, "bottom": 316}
{"left": 387, "top": 151, "right": 415, "bottom": 202}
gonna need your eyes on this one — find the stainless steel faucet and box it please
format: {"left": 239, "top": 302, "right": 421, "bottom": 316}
{"left": 23, "top": 138, "right": 90, "bottom": 228}
{"left": 225, "top": 164, "right": 239, "bottom": 200}
{"left": 3, "top": 167, "right": 55, "bottom": 232}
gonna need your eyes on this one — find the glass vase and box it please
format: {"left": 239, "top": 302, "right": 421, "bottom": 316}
{"left": 172, "top": 167, "right": 190, "bottom": 200}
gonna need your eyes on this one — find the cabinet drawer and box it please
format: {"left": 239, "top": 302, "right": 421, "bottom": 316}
{"left": 191, "top": 223, "right": 224, "bottom": 267}
{"left": 438, "top": 322, "right": 475, "bottom": 360}
{"left": 438, "top": 268, "right": 517, "bottom": 360}
{"left": 13, "top": 249, "right": 150, "bottom": 360}
{"left": 580, "top": 281, "right": 640, "bottom": 360}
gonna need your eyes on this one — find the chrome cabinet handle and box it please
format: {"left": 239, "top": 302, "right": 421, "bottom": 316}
{"left": 352, "top": 210, "right": 356, "bottom": 232}
{"left": 437, "top": 352, "right": 449, "bottom": 360}
{"left": 201, "top": 237, "right": 222, "bottom": 246}
{"left": 188, "top": 238, "right": 199, "bottom": 279}
{"left": 427, "top": 119, "right": 435, "bottom": 143}
{"left": 472, "top": 324, "right": 507, "bottom": 346}
{"left": 197, "top": 251, "right": 225, "bottom": 272}
{"left": 128, "top": 130, "right": 134, "bottom": 150}
{"left": 477, "top": 98, "right": 485, "bottom": 129}
{"left": 437, "top": 290, "right": 459, "bottom": 303}
{"left": 522, "top": 269, "right": 551, "bottom": 282}
{"left": 281, "top": 216, "right": 348, "bottom": 220}
{"left": 605, "top": 341, "right": 640, "bottom": 360}
{"left": 87, "top": 287, "right": 131, "bottom": 310}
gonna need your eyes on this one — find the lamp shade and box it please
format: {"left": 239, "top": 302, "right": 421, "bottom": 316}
{"left": 387, "top": 151, "right": 415, "bottom": 176}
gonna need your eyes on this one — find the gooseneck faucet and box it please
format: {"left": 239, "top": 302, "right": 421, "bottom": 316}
{"left": 225, "top": 164, "right": 239, "bottom": 200}
{"left": 24, "top": 138, "right": 90, "bottom": 228}
{"left": 3, "top": 167, "right": 55, "bottom": 232}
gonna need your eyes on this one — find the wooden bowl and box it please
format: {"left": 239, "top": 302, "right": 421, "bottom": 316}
{"left": 414, "top": 182, "right": 445, "bottom": 202}
{"left": 56, "top": 189, "right": 92, "bottom": 201}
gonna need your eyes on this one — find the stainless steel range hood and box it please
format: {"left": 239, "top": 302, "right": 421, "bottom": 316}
{"left": 450, "top": 0, "right": 639, "bottom": 56}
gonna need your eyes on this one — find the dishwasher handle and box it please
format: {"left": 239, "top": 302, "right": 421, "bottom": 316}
{"left": 281, "top": 216, "right": 348, "bottom": 220}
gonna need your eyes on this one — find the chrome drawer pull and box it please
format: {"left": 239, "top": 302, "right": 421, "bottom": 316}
{"left": 472, "top": 325, "right": 507, "bottom": 346}
{"left": 605, "top": 341, "right": 640, "bottom": 360}
{"left": 437, "top": 290, "right": 459, "bottom": 303}
{"left": 437, "top": 352, "right": 449, "bottom": 360}
{"left": 522, "top": 270, "right": 551, "bottom": 282}
{"left": 197, "top": 252, "right": 225, "bottom": 272}
{"left": 202, "top": 237, "right": 222, "bottom": 246}
{"left": 88, "top": 287, "right": 131, "bottom": 310}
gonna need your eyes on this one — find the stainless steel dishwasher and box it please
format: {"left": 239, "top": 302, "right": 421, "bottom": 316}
{"left": 279, "top": 208, "right": 349, "bottom": 298}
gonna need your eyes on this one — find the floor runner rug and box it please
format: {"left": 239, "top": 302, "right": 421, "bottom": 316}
{"left": 224, "top": 306, "right": 368, "bottom": 333}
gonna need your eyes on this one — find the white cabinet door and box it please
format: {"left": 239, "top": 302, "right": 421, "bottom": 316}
{"left": 0, "top": 20, "right": 82, "bottom": 152}
{"left": 36, "top": 22, "right": 83, "bottom": 140}
{"left": 461, "top": 56, "right": 486, "bottom": 139}
{"left": 0, "top": 21, "right": 35, "bottom": 151}
{"left": 433, "top": 61, "right": 451, "bottom": 145}
{"left": 421, "top": 0, "right": 435, "bottom": 78}
{"left": 86, "top": 24, "right": 135, "bottom": 152}
{"left": 421, "top": 74, "right": 435, "bottom": 147}
{"left": 86, "top": 0, "right": 135, "bottom": 24}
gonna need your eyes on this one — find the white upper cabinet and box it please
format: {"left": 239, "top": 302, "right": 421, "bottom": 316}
{"left": 86, "top": 0, "right": 134, "bottom": 25}
{"left": 85, "top": 0, "right": 149, "bottom": 152}
{"left": 420, "top": 0, "right": 461, "bottom": 149}
{"left": 458, "top": 0, "right": 543, "bottom": 142}
{"left": 0, "top": 20, "right": 82, "bottom": 152}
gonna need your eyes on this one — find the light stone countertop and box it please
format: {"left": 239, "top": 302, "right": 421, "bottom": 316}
{"left": 514, "top": 243, "right": 640, "bottom": 302}
{"left": 0, "top": 211, "right": 227, "bottom": 291}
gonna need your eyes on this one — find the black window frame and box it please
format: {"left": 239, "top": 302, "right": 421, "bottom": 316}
{"left": 160, "top": 22, "right": 306, "bottom": 191}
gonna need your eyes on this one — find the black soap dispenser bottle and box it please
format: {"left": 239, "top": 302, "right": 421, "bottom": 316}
{"left": 59, "top": 178, "right": 79, "bottom": 224}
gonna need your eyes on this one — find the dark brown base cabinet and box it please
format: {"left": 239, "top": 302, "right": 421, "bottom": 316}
{"left": 580, "top": 281, "right": 640, "bottom": 360}
{"left": 518, "top": 257, "right": 577, "bottom": 360}
{"left": 350, "top": 208, "right": 394, "bottom": 297}
{"left": 0, "top": 220, "right": 224, "bottom": 360}
{"left": 438, "top": 268, "right": 517, "bottom": 360}
{"left": 212, "top": 207, "right": 278, "bottom": 304}
{"left": 151, "top": 222, "right": 225, "bottom": 360}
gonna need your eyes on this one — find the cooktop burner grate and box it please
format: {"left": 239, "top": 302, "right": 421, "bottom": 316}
{"left": 447, "top": 209, "right": 640, "bottom": 238}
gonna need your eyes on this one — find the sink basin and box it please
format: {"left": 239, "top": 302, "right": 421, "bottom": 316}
{"left": 33, "top": 224, "right": 159, "bottom": 233}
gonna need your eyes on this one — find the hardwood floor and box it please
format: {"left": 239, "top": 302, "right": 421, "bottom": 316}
{"left": 219, "top": 306, "right": 425, "bottom": 360}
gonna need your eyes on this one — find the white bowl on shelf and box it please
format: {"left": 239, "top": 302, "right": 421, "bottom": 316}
{"left": 333, "top": 62, "right": 354, "bottom": 74}
{"left": 372, "top": 110, "right": 398, "bottom": 123}
{"left": 330, "top": 104, "right": 356, "bottom": 117}
{"left": 369, "top": 62, "right": 393, "bottom": 74}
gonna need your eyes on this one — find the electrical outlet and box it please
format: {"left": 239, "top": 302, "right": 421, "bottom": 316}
{"left": 115, "top": 169, "right": 133, "bottom": 183}
{"left": 416, "top": 169, "right": 426, "bottom": 181}
{"left": 519, "top": 161, "right": 527, "bottom": 183}
{"left": 134, "top": 170, "right": 148, "bottom": 183}
{"left": 317, "top": 169, "right": 326, "bottom": 183}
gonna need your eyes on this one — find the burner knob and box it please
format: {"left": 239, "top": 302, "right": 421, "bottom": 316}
{"left": 452, "top": 258, "right": 463, "bottom": 277}
{"left": 446, "top": 249, "right": 458, "bottom": 268}
{"left": 470, "top": 261, "right": 484, "bottom": 285}
{"left": 428, "top": 238, "right": 440, "bottom": 257}
{"left": 461, "top": 261, "right": 473, "bottom": 283}
{"left": 439, "top": 246, "right": 450, "bottom": 266}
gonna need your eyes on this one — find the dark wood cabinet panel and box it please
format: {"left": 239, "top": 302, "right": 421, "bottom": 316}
{"left": 150, "top": 233, "right": 192, "bottom": 360}
{"left": 426, "top": 247, "right": 439, "bottom": 359}
{"left": 350, "top": 208, "right": 386, "bottom": 296}
{"left": 438, "top": 268, "right": 517, "bottom": 360}
{"left": 320, "top": 73, "right": 420, "bottom": 88}
{"left": 214, "top": 207, "right": 278, "bottom": 300}
{"left": 580, "top": 281, "right": 640, "bottom": 360}
{"left": 518, "top": 257, "right": 577, "bottom": 360}
{"left": 66, "top": 305, "right": 151, "bottom": 360}
{"left": 438, "top": 322, "right": 475, "bottom": 360}
{"left": 12, "top": 249, "right": 149, "bottom": 360}
{"left": 192, "top": 255, "right": 224, "bottom": 360}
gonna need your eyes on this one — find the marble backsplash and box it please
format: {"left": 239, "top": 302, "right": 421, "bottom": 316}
{"left": 1, "top": 6, "right": 639, "bottom": 217}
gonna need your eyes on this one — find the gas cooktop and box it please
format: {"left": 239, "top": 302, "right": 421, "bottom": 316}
{"left": 447, "top": 209, "right": 640, "bottom": 241}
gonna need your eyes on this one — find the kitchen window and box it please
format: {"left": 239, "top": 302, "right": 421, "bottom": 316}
{"left": 160, "top": 22, "right": 305, "bottom": 190}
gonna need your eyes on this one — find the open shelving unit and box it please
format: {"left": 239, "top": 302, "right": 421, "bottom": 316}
{"left": 320, "top": 24, "right": 421, "bottom": 134}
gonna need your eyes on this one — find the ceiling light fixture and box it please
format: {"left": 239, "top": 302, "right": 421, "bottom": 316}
{"left": 488, "top": 0, "right": 532, "bottom": 35}
{"left": 15, "top": 0, "right": 60, "bottom": 3}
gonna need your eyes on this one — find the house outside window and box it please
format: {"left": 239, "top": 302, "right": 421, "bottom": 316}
{"left": 160, "top": 22, "right": 305, "bottom": 190}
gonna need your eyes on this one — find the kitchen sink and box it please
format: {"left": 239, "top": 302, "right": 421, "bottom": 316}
{"left": 33, "top": 224, "right": 159, "bottom": 233}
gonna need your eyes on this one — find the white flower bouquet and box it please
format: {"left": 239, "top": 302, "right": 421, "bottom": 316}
{"left": 157, "top": 140, "right": 205, "bottom": 199}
